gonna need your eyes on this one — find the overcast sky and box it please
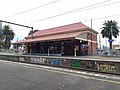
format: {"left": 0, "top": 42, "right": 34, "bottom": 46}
{"left": 0, "top": 0, "right": 120, "bottom": 47}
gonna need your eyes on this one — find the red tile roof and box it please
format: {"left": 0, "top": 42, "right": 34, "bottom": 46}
{"left": 13, "top": 22, "right": 98, "bottom": 44}
{"left": 26, "top": 22, "right": 94, "bottom": 39}
{"left": 14, "top": 32, "right": 81, "bottom": 44}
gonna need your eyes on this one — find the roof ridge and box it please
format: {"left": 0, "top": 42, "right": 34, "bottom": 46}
{"left": 26, "top": 22, "right": 92, "bottom": 38}
{"left": 39, "top": 22, "right": 83, "bottom": 31}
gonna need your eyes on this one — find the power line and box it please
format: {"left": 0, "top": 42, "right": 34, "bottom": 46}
{"left": 4, "top": 0, "right": 120, "bottom": 29}
{"left": 36, "top": 0, "right": 120, "bottom": 22}
{"left": 68, "top": 0, "right": 111, "bottom": 13}
{"left": 93, "top": 13, "right": 120, "bottom": 21}
{"left": 37, "top": 0, "right": 110, "bottom": 21}
{"left": 11, "top": 0, "right": 115, "bottom": 27}
{"left": 14, "top": 13, "right": 120, "bottom": 30}
{"left": 82, "top": 13, "right": 120, "bottom": 22}
{"left": 11, "top": 13, "right": 120, "bottom": 38}
{"left": 2, "top": 0, "right": 61, "bottom": 19}
{"left": 74, "top": 0, "right": 120, "bottom": 13}
{"left": 2, "top": 0, "right": 110, "bottom": 20}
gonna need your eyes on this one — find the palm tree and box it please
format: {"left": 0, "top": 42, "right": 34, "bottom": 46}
{"left": 2, "top": 25, "right": 15, "bottom": 49}
{"left": 101, "top": 20, "right": 119, "bottom": 53}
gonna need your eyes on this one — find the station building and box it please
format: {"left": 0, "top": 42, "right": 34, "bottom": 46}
{"left": 14, "top": 22, "right": 98, "bottom": 56}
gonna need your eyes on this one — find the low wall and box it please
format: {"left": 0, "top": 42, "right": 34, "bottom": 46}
{"left": 0, "top": 54, "right": 120, "bottom": 74}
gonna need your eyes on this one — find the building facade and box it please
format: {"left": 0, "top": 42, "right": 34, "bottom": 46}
{"left": 14, "top": 22, "right": 98, "bottom": 56}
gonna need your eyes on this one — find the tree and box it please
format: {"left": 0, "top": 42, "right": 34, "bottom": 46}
{"left": 101, "top": 20, "right": 119, "bottom": 54}
{"left": 0, "top": 28, "right": 3, "bottom": 40}
{"left": 0, "top": 28, "right": 4, "bottom": 48}
{"left": 2, "top": 25, "right": 15, "bottom": 49}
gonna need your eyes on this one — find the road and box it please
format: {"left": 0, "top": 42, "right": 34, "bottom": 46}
{"left": 0, "top": 60, "right": 120, "bottom": 90}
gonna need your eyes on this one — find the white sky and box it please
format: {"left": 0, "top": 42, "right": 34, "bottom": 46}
{"left": 0, "top": 0, "right": 120, "bottom": 47}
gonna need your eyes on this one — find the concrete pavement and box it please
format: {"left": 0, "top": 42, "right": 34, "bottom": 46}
{"left": 0, "top": 60, "right": 120, "bottom": 90}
